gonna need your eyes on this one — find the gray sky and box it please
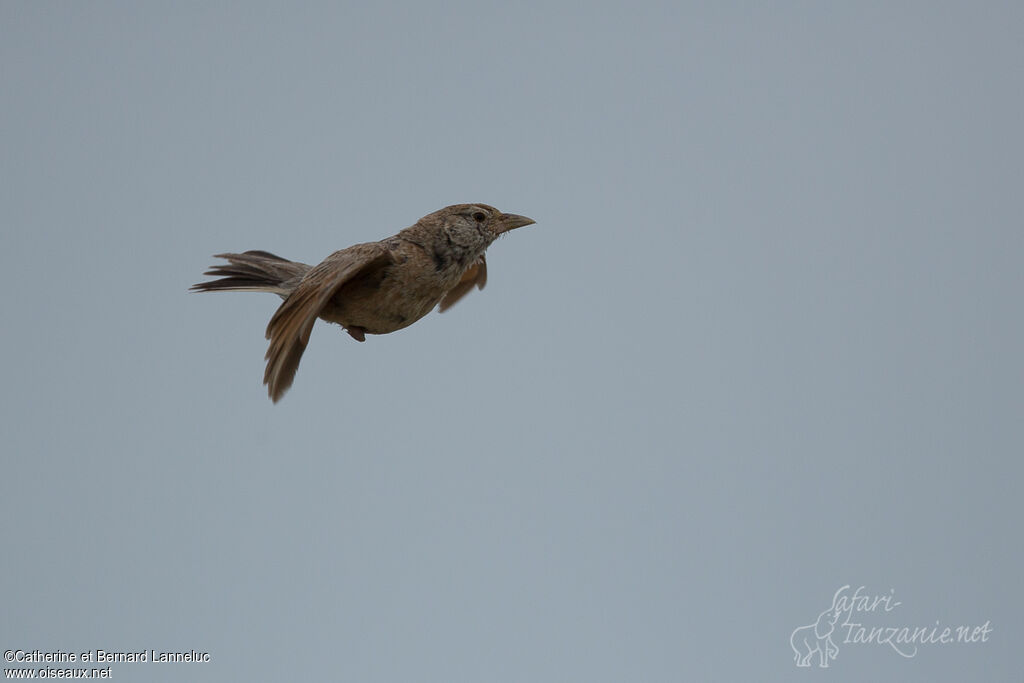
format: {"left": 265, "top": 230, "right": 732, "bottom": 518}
{"left": 2, "top": 2, "right": 1021, "bottom": 681}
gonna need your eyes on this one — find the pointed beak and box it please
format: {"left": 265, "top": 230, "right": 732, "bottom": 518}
{"left": 495, "top": 213, "right": 536, "bottom": 234}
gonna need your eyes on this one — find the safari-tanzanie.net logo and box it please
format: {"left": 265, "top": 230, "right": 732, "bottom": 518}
{"left": 789, "top": 585, "right": 992, "bottom": 668}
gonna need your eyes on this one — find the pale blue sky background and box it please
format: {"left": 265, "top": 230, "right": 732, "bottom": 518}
{"left": 2, "top": 2, "right": 1021, "bottom": 681}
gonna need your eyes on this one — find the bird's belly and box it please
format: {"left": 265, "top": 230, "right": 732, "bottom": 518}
{"left": 320, "top": 275, "right": 450, "bottom": 335}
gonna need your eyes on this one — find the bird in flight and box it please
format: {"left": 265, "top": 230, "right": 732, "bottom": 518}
{"left": 192, "top": 204, "right": 536, "bottom": 401}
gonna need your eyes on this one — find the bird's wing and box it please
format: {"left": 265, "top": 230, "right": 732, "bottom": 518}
{"left": 263, "top": 243, "right": 392, "bottom": 402}
{"left": 438, "top": 255, "right": 487, "bottom": 312}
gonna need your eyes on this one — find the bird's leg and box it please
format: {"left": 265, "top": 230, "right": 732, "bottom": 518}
{"left": 345, "top": 326, "right": 367, "bottom": 342}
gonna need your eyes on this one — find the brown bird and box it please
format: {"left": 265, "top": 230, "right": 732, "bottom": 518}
{"left": 191, "top": 203, "right": 536, "bottom": 401}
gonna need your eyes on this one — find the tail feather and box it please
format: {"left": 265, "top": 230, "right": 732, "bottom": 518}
{"left": 191, "top": 250, "right": 310, "bottom": 295}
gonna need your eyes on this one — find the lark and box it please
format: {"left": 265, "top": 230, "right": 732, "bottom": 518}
{"left": 192, "top": 204, "right": 535, "bottom": 401}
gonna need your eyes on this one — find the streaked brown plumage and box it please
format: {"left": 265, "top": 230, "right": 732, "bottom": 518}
{"left": 191, "top": 204, "right": 535, "bottom": 402}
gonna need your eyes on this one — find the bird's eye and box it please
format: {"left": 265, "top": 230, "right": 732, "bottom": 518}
{"left": 472, "top": 211, "right": 486, "bottom": 223}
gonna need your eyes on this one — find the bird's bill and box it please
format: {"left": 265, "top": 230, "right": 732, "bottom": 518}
{"left": 496, "top": 213, "right": 536, "bottom": 234}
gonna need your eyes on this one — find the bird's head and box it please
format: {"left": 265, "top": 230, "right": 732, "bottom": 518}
{"left": 429, "top": 203, "right": 536, "bottom": 250}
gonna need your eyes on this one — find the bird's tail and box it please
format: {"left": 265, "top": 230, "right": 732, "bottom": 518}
{"left": 190, "top": 250, "right": 310, "bottom": 296}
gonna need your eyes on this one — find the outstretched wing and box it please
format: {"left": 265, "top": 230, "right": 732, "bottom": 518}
{"left": 263, "top": 243, "right": 392, "bottom": 402}
{"left": 438, "top": 255, "right": 487, "bottom": 312}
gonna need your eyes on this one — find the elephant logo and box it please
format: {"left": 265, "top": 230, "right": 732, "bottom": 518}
{"left": 790, "top": 607, "right": 841, "bottom": 668}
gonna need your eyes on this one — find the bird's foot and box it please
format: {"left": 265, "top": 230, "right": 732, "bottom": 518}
{"left": 345, "top": 326, "right": 367, "bottom": 342}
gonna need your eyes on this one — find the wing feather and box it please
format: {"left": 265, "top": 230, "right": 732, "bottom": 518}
{"left": 263, "top": 243, "right": 392, "bottom": 401}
